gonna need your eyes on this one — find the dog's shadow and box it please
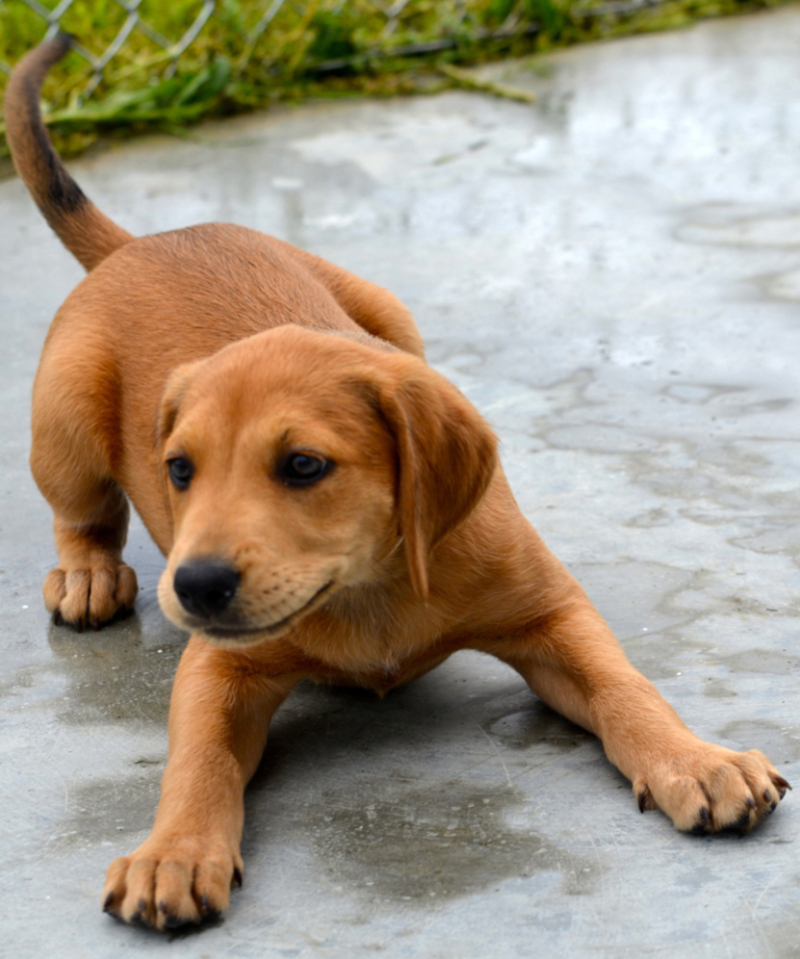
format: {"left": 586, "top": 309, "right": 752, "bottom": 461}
{"left": 40, "top": 621, "right": 606, "bottom": 909}
{"left": 251, "top": 662, "right": 581, "bottom": 788}
{"left": 239, "top": 667, "right": 605, "bottom": 908}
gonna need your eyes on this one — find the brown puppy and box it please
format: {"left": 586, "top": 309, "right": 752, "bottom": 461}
{"left": 7, "top": 35, "right": 790, "bottom": 931}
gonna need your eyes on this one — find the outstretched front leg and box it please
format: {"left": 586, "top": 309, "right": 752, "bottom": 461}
{"left": 474, "top": 588, "right": 790, "bottom": 834}
{"left": 102, "top": 637, "right": 300, "bottom": 930}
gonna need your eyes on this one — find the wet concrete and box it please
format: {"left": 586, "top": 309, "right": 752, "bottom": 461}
{"left": 2, "top": 6, "right": 800, "bottom": 957}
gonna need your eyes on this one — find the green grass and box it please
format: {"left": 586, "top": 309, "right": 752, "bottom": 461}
{"left": 0, "top": 0, "right": 789, "bottom": 158}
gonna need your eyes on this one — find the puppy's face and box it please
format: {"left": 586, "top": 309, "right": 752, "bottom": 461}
{"left": 157, "top": 326, "right": 497, "bottom": 648}
{"left": 157, "top": 328, "right": 399, "bottom": 646}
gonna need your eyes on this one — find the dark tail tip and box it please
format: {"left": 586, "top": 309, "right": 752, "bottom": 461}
{"left": 5, "top": 32, "right": 86, "bottom": 213}
{"left": 53, "top": 31, "right": 75, "bottom": 53}
{"left": 5, "top": 33, "right": 134, "bottom": 270}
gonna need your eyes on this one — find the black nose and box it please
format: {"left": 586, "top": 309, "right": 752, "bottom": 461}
{"left": 173, "top": 561, "right": 240, "bottom": 619}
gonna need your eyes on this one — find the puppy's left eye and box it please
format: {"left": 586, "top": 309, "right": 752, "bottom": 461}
{"left": 278, "top": 453, "right": 332, "bottom": 488}
{"left": 167, "top": 457, "right": 194, "bottom": 490}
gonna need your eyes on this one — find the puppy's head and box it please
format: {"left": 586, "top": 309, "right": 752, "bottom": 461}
{"left": 156, "top": 326, "right": 497, "bottom": 647}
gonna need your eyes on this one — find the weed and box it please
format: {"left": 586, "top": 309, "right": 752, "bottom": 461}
{"left": 0, "top": 0, "right": 788, "bottom": 158}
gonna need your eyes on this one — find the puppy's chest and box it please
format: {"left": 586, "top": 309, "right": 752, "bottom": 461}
{"left": 307, "top": 627, "right": 409, "bottom": 687}
{"left": 300, "top": 604, "right": 443, "bottom": 692}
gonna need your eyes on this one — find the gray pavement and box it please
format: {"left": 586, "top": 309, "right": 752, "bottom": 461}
{"left": 2, "top": 7, "right": 800, "bottom": 957}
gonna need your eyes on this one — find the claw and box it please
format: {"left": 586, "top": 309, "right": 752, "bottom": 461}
{"left": 232, "top": 866, "right": 243, "bottom": 888}
{"left": 199, "top": 894, "right": 220, "bottom": 921}
{"left": 730, "top": 810, "right": 752, "bottom": 832}
{"left": 692, "top": 806, "right": 712, "bottom": 835}
{"left": 636, "top": 782, "right": 654, "bottom": 814}
{"left": 772, "top": 775, "right": 792, "bottom": 798}
{"left": 102, "top": 891, "right": 115, "bottom": 914}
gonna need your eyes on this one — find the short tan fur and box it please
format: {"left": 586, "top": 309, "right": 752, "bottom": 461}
{"left": 6, "top": 34, "right": 789, "bottom": 932}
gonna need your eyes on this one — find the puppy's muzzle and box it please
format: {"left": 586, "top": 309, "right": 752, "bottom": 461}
{"left": 173, "top": 561, "right": 240, "bottom": 619}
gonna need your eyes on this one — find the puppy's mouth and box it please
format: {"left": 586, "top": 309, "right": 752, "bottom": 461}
{"left": 193, "top": 580, "right": 335, "bottom": 643}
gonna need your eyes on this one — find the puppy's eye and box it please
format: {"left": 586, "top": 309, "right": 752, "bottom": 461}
{"left": 167, "top": 457, "right": 194, "bottom": 490}
{"left": 278, "top": 453, "right": 332, "bottom": 488}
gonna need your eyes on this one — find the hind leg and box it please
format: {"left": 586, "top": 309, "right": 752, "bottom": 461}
{"left": 292, "top": 247, "right": 426, "bottom": 357}
{"left": 43, "top": 487, "right": 137, "bottom": 630}
{"left": 31, "top": 389, "right": 137, "bottom": 630}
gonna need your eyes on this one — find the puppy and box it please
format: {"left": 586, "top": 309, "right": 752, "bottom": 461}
{"left": 6, "top": 35, "right": 789, "bottom": 931}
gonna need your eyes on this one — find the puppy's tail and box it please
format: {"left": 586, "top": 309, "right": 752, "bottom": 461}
{"left": 4, "top": 34, "right": 133, "bottom": 271}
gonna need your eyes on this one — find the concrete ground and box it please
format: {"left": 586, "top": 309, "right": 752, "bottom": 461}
{"left": 2, "top": 6, "right": 800, "bottom": 957}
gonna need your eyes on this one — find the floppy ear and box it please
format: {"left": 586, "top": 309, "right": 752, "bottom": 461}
{"left": 377, "top": 359, "right": 498, "bottom": 600}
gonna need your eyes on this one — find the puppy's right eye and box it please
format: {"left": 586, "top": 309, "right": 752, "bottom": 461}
{"left": 277, "top": 452, "right": 332, "bottom": 488}
{"left": 167, "top": 457, "right": 194, "bottom": 490}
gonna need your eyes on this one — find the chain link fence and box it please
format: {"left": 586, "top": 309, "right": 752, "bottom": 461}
{"left": 0, "top": 0, "right": 777, "bottom": 153}
{"left": 0, "top": 0, "right": 217, "bottom": 95}
{"left": 0, "top": 0, "right": 543, "bottom": 93}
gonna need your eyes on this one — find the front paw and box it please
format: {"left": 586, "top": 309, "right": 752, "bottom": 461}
{"left": 45, "top": 561, "right": 137, "bottom": 630}
{"left": 102, "top": 835, "right": 243, "bottom": 931}
{"left": 634, "top": 745, "right": 790, "bottom": 834}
